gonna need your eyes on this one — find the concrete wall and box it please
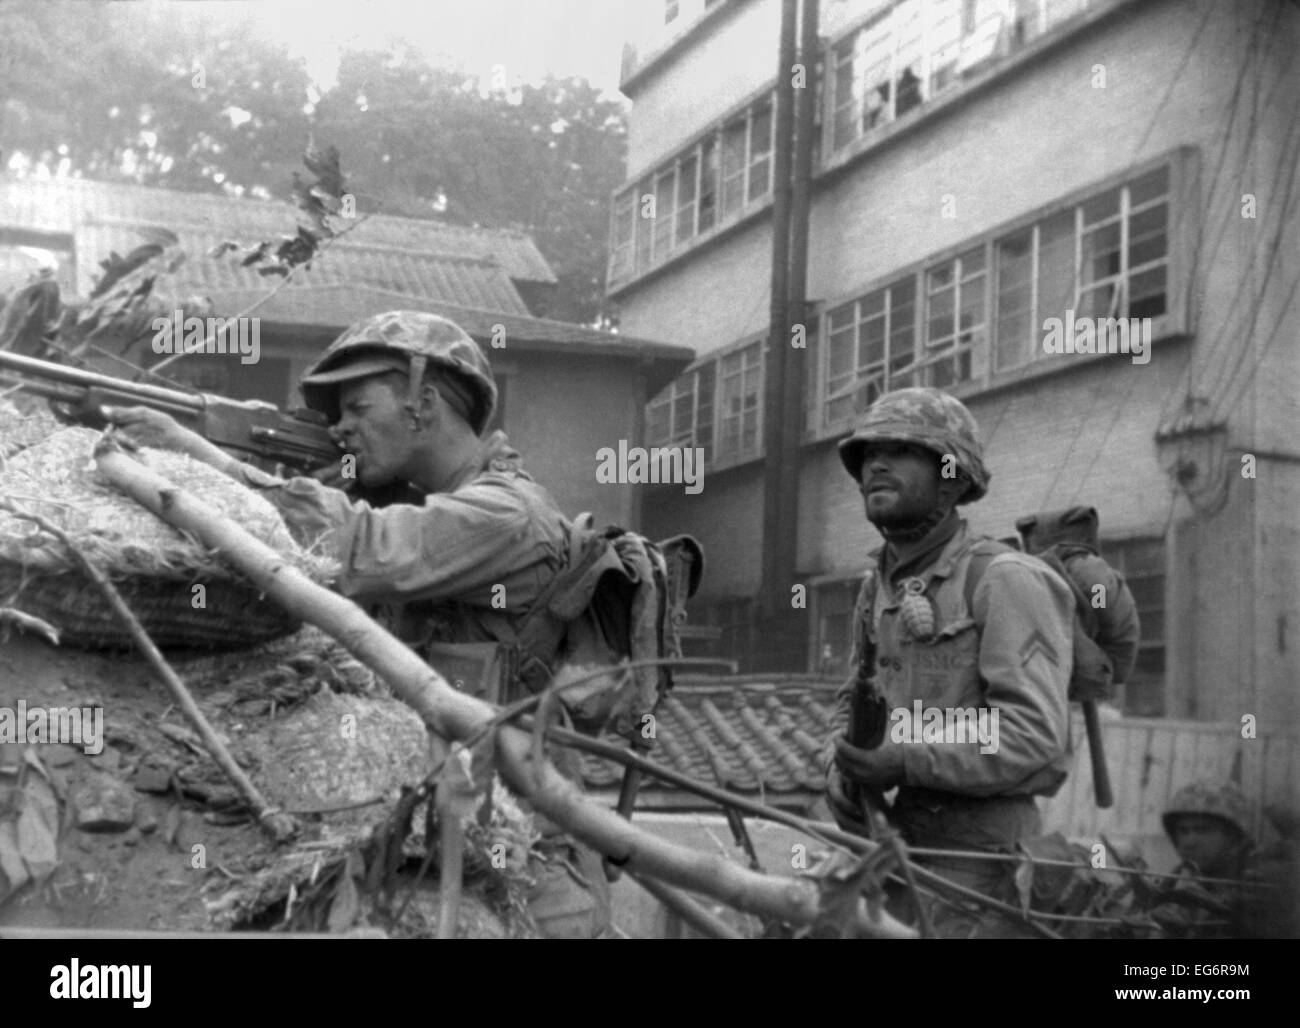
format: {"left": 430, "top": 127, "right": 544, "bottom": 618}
{"left": 496, "top": 351, "right": 643, "bottom": 531}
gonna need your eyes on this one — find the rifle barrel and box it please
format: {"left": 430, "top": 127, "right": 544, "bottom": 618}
{"left": 0, "top": 350, "right": 205, "bottom": 413}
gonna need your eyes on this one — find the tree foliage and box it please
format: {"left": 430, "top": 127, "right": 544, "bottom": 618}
{"left": 0, "top": 2, "right": 626, "bottom": 323}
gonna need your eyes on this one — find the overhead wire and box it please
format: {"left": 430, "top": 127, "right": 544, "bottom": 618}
{"left": 1033, "top": 0, "right": 1218, "bottom": 510}
{"left": 1156, "top": 0, "right": 1275, "bottom": 426}
{"left": 1203, "top": 103, "right": 1300, "bottom": 420}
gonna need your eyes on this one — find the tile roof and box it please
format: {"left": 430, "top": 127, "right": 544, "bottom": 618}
{"left": 202, "top": 284, "right": 695, "bottom": 390}
{"left": 580, "top": 677, "right": 839, "bottom": 809}
{"left": 1, "top": 175, "right": 557, "bottom": 316}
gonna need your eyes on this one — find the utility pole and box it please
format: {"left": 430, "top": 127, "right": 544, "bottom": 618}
{"left": 758, "top": 0, "right": 817, "bottom": 671}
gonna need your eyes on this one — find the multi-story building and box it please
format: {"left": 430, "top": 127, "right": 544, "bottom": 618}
{"left": 609, "top": 0, "right": 1300, "bottom": 748}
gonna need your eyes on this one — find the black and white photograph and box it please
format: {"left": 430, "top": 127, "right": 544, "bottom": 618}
{"left": 0, "top": 0, "right": 1296, "bottom": 981}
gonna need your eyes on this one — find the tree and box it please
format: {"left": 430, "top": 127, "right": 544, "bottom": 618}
{"left": 315, "top": 50, "right": 627, "bottom": 323}
{"left": 0, "top": 2, "right": 314, "bottom": 195}
{"left": 1, "top": 3, "right": 627, "bottom": 324}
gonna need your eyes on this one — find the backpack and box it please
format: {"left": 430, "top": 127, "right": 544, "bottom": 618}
{"left": 852, "top": 509, "right": 1138, "bottom": 705}
{"left": 1013, "top": 506, "right": 1140, "bottom": 702}
{"left": 512, "top": 515, "right": 704, "bottom": 738}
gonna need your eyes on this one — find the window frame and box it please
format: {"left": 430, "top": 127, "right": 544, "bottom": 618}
{"left": 806, "top": 148, "right": 1194, "bottom": 442}
{"left": 644, "top": 331, "right": 765, "bottom": 473}
{"left": 607, "top": 86, "right": 779, "bottom": 290}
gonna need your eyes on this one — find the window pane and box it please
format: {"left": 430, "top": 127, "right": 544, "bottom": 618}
{"left": 1078, "top": 281, "right": 1118, "bottom": 320}
{"left": 721, "top": 120, "right": 747, "bottom": 217}
{"left": 634, "top": 176, "right": 653, "bottom": 270}
{"left": 676, "top": 154, "right": 698, "bottom": 243}
{"left": 893, "top": 0, "right": 925, "bottom": 118}
{"left": 960, "top": 246, "right": 986, "bottom": 277}
{"left": 1082, "top": 188, "right": 1120, "bottom": 226}
{"left": 653, "top": 171, "right": 675, "bottom": 258}
{"left": 699, "top": 138, "right": 718, "bottom": 232}
{"left": 860, "top": 315, "right": 886, "bottom": 367}
{"left": 995, "top": 230, "right": 1034, "bottom": 370}
{"left": 1081, "top": 221, "right": 1121, "bottom": 284}
{"left": 1129, "top": 265, "right": 1167, "bottom": 319}
{"left": 927, "top": 287, "right": 954, "bottom": 342}
{"left": 1038, "top": 210, "right": 1076, "bottom": 325}
{"left": 1129, "top": 166, "right": 1170, "bottom": 208}
{"left": 648, "top": 399, "right": 670, "bottom": 443}
{"left": 748, "top": 99, "right": 773, "bottom": 202}
{"left": 1128, "top": 202, "right": 1167, "bottom": 268}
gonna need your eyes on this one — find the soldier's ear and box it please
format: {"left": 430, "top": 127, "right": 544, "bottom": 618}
{"left": 936, "top": 472, "right": 968, "bottom": 507}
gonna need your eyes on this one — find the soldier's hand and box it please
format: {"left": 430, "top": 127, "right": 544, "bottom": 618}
{"left": 825, "top": 766, "right": 870, "bottom": 837}
{"left": 835, "top": 736, "right": 905, "bottom": 791}
{"left": 102, "top": 405, "right": 198, "bottom": 454}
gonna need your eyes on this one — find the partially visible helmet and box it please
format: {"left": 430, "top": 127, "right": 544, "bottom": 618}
{"left": 1162, "top": 781, "right": 1251, "bottom": 841}
{"left": 300, "top": 310, "right": 497, "bottom": 433}
{"left": 837, "top": 387, "right": 990, "bottom": 503}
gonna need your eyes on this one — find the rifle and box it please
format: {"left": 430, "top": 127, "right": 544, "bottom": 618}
{"left": 0, "top": 350, "right": 338, "bottom": 472}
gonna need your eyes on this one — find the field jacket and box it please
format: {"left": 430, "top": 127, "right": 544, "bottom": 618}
{"left": 831, "top": 518, "right": 1075, "bottom": 799}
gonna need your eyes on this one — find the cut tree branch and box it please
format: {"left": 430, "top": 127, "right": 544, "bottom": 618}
{"left": 93, "top": 439, "right": 914, "bottom": 939}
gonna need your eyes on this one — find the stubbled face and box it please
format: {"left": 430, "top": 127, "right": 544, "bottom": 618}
{"left": 1172, "top": 815, "right": 1243, "bottom": 877}
{"left": 332, "top": 374, "right": 418, "bottom": 486}
{"left": 857, "top": 442, "right": 943, "bottom": 529}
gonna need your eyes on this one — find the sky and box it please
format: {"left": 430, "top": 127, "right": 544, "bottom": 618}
{"left": 219, "top": 0, "right": 638, "bottom": 95}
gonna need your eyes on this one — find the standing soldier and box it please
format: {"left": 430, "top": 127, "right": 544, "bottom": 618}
{"left": 823, "top": 387, "right": 1075, "bottom": 937}
{"left": 106, "top": 310, "right": 607, "bottom": 938}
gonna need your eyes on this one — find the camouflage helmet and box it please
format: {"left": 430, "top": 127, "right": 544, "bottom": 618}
{"left": 837, "top": 387, "right": 990, "bottom": 503}
{"left": 300, "top": 310, "right": 497, "bottom": 433}
{"left": 1162, "top": 781, "right": 1251, "bottom": 841}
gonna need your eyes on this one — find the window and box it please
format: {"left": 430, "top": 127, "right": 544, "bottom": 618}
{"left": 828, "top": 0, "right": 1094, "bottom": 154}
{"left": 648, "top": 339, "right": 759, "bottom": 469}
{"left": 1104, "top": 537, "right": 1165, "bottom": 716}
{"left": 814, "top": 160, "right": 1179, "bottom": 428}
{"left": 994, "top": 166, "right": 1169, "bottom": 371}
{"left": 607, "top": 91, "right": 777, "bottom": 288}
{"left": 829, "top": 0, "right": 966, "bottom": 152}
{"left": 815, "top": 580, "right": 861, "bottom": 678}
{"left": 717, "top": 341, "right": 763, "bottom": 464}
{"left": 647, "top": 363, "right": 716, "bottom": 461}
{"left": 922, "top": 246, "right": 985, "bottom": 388}
{"left": 822, "top": 277, "right": 916, "bottom": 427}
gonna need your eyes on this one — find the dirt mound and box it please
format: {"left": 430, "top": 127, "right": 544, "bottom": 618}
{"left": 0, "top": 628, "right": 539, "bottom": 937}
